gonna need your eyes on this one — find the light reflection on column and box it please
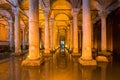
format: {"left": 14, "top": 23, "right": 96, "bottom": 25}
{"left": 44, "top": 58, "right": 50, "bottom": 80}
{"left": 28, "top": 67, "right": 40, "bottom": 80}
{"left": 81, "top": 66, "right": 96, "bottom": 80}
{"left": 9, "top": 57, "right": 14, "bottom": 80}
{"left": 49, "top": 57, "right": 53, "bottom": 80}
{"left": 72, "top": 57, "right": 81, "bottom": 80}
{"left": 14, "top": 57, "right": 21, "bottom": 80}
{"left": 98, "top": 62, "right": 108, "bottom": 80}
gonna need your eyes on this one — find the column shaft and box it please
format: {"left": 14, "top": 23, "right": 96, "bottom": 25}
{"left": 79, "top": 29, "right": 82, "bottom": 50}
{"left": 101, "top": 15, "right": 107, "bottom": 51}
{"left": 9, "top": 20, "right": 14, "bottom": 51}
{"left": 44, "top": 13, "right": 50, "bottom": 53}
{"left": 82, "top": 0, "right": 92, "bottom": 60}
{"left": 28, "top": 0, "right": 39, "bottom": 59}
{"left": 22, "top": 28, "right": 25, "bottom": 49}
{"left": 53, "top": 23, "right": 57, "bottom": 50}
{"left": 67, "top": 29, "right": 70, "bottom": 48}
{"left": 70, "top": 22, "right": 73, "bottom": 51}
{"left": 72, "top": 9, "right": 79, "bottom": 53}
{"left": 14, "top": 8, "right": 21, "bottom": 53}
{"left": 49, "top": 18, "right": 54, "bottom": 51}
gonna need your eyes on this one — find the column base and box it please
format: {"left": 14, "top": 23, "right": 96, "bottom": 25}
{"left": 79, "top": 58, "right": 97, "bottom": 66}
{"left": 22, "top": 46, "right": 26, "bottom": 50}
{"left": 22, "top": 58, "right": 44, "bottom": 66}
{"left": 9, "top": 47, "right": 14, "bottom": 52}
{"left": 98, "top": 51, "right": 112, "bottom": 56}
{"left": 11, "top": 52, "right": 22, "bottom": 56}
{"left": 44, "top": 49, "right": 50, "bottom": 54}
{"left": 71, "top": 53, "right": 81, "bottom": 57}
{"left": 96, "top": 56, "right": 109, "bottom": 62}
{"left": 73, "top": 49, "right": 78, "bottom": 54}
{"left": 43, "top": 53, "right": 53, "bottom": 57}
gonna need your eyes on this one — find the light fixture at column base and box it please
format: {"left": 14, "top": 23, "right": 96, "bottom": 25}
{"left": 96, "top": 56, "right": 109, "bottom": 62}
{"left": 22, "top": 58, "right": 44, "bottom": 66}
{"left": 79, "top": 58, "right": 97, "bottom": 66}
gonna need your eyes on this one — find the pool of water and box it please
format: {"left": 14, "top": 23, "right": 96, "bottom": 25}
{"left": 0, "top": 52, "right": 120, "bottom": 80}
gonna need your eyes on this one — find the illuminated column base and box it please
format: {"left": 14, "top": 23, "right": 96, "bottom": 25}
{"left": 72, "top": 51, "right": 81, "bottom": 57}
{"left": 44, "top": 50, "right": 52, "bottom": 57}
{"left": 96, "top": 55, "right": 108, "bottom": 62}
{"left": 22, "top": 58, "right": 43, "bottom": 66}
{"left": 79, "top": 58, "right": 97, "bottom": 66}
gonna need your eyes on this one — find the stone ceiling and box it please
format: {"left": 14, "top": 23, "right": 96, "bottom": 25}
{"left": 0, "top": 0, "right": 119, "bottom": 32}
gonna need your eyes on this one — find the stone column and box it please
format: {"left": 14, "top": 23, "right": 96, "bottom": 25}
{"left": 70, "top": 22, "right": 73, "bottom": 51}
{"left": 22, "top": 0, "right": 42, "bottom": 66}
{"left": 101, "top": 11, "right": 107, "bottom": 52}
{"left": 67, "top": 28, "right": 70, "bottom": 49}
{"left": 49, "top": 18, "right": 54, "bottom": 51}
{"left": 96, "top": 11, "right": 109, "bottom": 62}
{"left": 72, "top": 8, "right": 79, "bottom": 54}
{"left": 8, "top": 20, "right": 14, "bottom": 51}
{"left": 24, "top": 30, "right": 28, "bottom": 48}
{"left": 14, "top": 7, "right": 21, "bottom": 54}
{"left": 22, "top": 26, "right": 25, "bottom": 50}
{"left": 79, "top": 29, "right": 82, "bottom": 51}
{"left": 53, "top": 22, "right": 57, "bottom": 50}
{"left": 44, "top": 12, "right": 50, "bottom": 54}
{"left": 79, "top": 0, "right": 96, "bottom": 65}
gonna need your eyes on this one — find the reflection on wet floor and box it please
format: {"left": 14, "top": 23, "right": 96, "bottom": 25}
{"left": 0, "top": 50, "right": 120, "bottom": 80}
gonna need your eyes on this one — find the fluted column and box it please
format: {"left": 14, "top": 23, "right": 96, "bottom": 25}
{"left": 79, "top": 0, "right": 96, "bottom": 65}
{"left": 49, "top": 18, "right": 54, "bottom": 51}
{"left": 22, "top": 0, "right": 42, "bottom": 66}
{"left": 72, "top": 8, "right": 79, "bottom": 54}
{"left": 14, "top": 7, "right": 21, "bottom": 54}
{"left": 8, "top": 20, "right": 14, "bottom": 51}
{"left": 44, "top": 12, "right": 50, "bottom": 54}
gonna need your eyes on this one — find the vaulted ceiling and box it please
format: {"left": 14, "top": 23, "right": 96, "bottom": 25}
{"left": 0, "top": 0, "right": 119, "bottom": 34}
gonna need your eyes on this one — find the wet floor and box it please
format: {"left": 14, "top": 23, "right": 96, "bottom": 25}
{"left": 0, "top": 51, "right": 120, "bottom": 80}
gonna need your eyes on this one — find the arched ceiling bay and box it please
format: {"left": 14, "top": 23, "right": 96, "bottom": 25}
{"left": 52, "top": 0, "right": 71, "bottom": 9}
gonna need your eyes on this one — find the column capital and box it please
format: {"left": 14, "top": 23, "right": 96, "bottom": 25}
{"left": 8, "top": 19, "right": 13, "bottom": 23}
{"left": 43, "top": 8, "right": 50, "bottom": 17}
{"left": 49, "top": 17, "right": 54, "bottom": 22}
{"left": 12, "top": 7, "right": 19, "bottom": 15}
{"left": 99, "top": 10, "right": 108, "bottom": 18}
{"left": 71, "top": 8, "right": 80, "bottom": 16}
{"left": 21, "top": 25, "right": 25, "bottom": 30}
